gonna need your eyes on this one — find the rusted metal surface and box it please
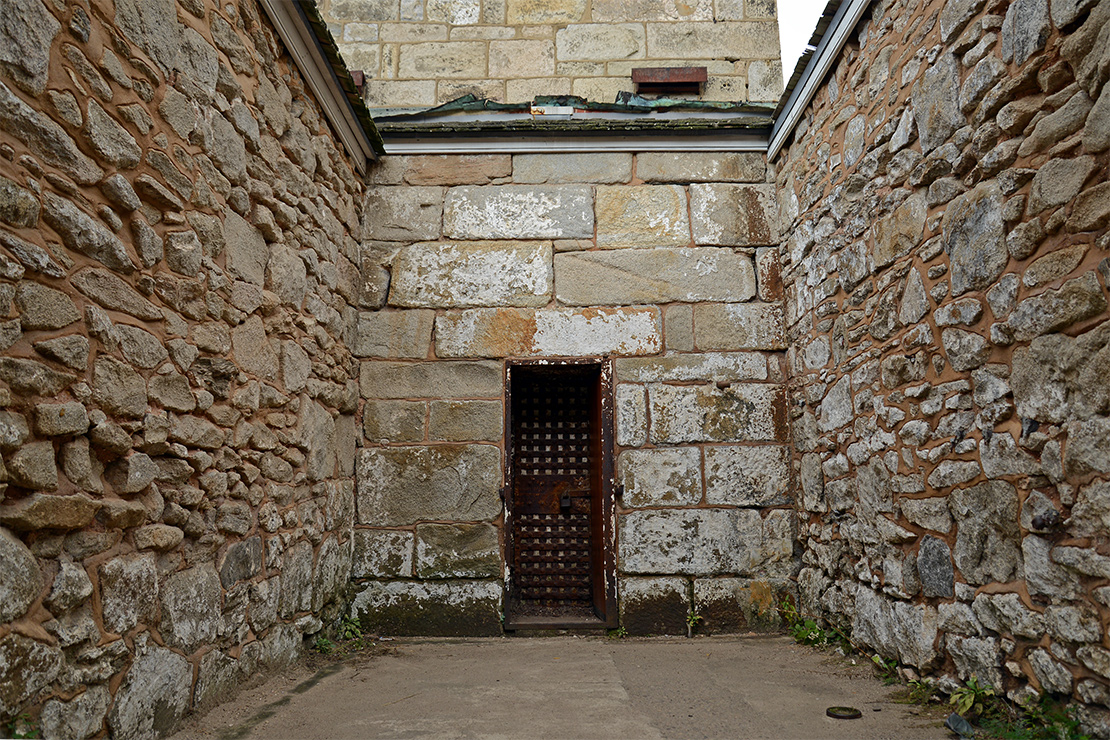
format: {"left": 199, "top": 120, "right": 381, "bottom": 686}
{"left": 504, "top": 359, "right": 617, "bottom": 628}
{"left": 631, "top": 67, "right": 708, "bottom": 84}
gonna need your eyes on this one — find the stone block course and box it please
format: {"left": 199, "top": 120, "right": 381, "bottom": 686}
{"left": 434, "top": 306, "right": 662, "bottom": 357}
{"left": 443, "top": 185, "right": 593, "bottom": 240}
{"left": 595, "top": 185, "right": 690, "bottom": 249}
{"left": 390, "top": 241, "right": 553, "bottom": 308}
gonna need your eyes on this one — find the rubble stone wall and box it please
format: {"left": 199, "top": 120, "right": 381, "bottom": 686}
{"left": 354, "top": 151, "right": 794, "bottom": 636}
{"left": 320, "top": 0, "right": 785, "bottom": 108}
{"left": 775, "top": 0, "right": 1110, "bottom": 731}
{"left": 0, "top": 0, "right": 370, "bottom": 735}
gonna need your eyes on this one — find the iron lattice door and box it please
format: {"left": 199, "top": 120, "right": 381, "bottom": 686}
{"left": 506, "top": 362, "right": 614, "bottom": 627}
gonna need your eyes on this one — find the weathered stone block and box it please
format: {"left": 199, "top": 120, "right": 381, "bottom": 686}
{"left": 350, "top": 579, "right": 502, "bottom": 636}
{"left": 595, "top": 185, "right": 690, "bottom": 249}
{"left": 556, "top": 23, "right": 644, "bottom": 60}
{"left": 444, "top": 186, "right": 593, "bottom": 240}
{"left": 616, "top": 352, "right": 766, "bottom": 383}
{"left": 353, "top": 310, "right": 434, "bottom": 358}
{"left": 872, "top": 192, "right": 926, "bottom": 268}
{"left": 415, "top": 522, "right": 500, "bottom": 578}
{"left": 34, "top": 402, "right": 89, "bottom": 437}
{"left": 852, "top": 586, "right": 938, "bottom": 669}
{"left": 555, "top": 248, "right": 754, "bottom": 306}
{"left": 694, "top": 578, "right": 790, "bottom": 634}
{"left": 1, "top": 83, "right": 104, "bottom": 186}
{"left": 949, "top": 481, "right": 1021, "bottom": 585}
{"left": 1007, "top": 272, "right": 1108, "bottom": 341}
{"left": 0, "top": 633, "right": 63, "bottom": 720}
{"left": 637, "top": 152, "right": 765, "bottom": 183}
{"left": 99, "top": 554, "right": 158, "bottom": 634}
{"left": 390, "top": 241, "right": 552, "bottom": 308}
{"left": 39, "top": 685, "right": 110, "bottom": 740}
{"left": 912, "top": 53, "right": 962, "bottom": 154}
{"left": 16, "top": 282, "right": 80, "bottom": 331}
{"left": 0, "top": 527, "right": 40, "bottom": 622}
{"left": 107, "top": 640, "right": 192, "bottom": 739}
{"left": 690, "top": 183, "right": 777, "bottom": 245}
{"left": 943, "top": 181, "right": 1007, "bottom": 297}
{"left": 647, "top": 21, "right": 776, "bottom": 59}
{"left": 161, "top": 565, "right": 221, "bottom": 653}
{"left": 434, "top": 306, "right": 662, "bottom": 358}
{"left": 429, "top": 400, "right": 503, "bottom": 442}
{"left": 353, "top": 529, "right": 414, "bottom": 578}
{"left": 513, "top": 153, "right": 631, "bottom": 184}
{"left": 364, "top": 186, "right": 444, "bottom": 241}
{"left": 356, "top": 445, "right": 502, "bottom": 526}
{"left": 618, "top": 447, "right": 702, "bottom": 507}
{"left": 0, "top": 493, "right": 97, "bottom": 531}
{"left": 363, "top": 400, "right": 426, "bottom": 443}
{"left": 649, "top": 383, "right": 786, "bottom": 444}
{"left": 704, "top": 445, "right": 790, "bottom": 506}
{"left": 616, "top": 383, "right": 647, "bottom": 447}
{"left": 489, "top": 38, "right": 554, "bottom": 77}
{"left": 619, "top": 508, "right": 762, "bottom": 575}
{"left": 398, "top": 42, "right": 486, "bottom": 79}
{"left": 361, "top": 360, "right": 502, "bottom": 399}
{"left": 619, "top": 576, "right": 688, "bottom": 635}
{"left": 693, "top": 303, "right": 785, "bottom": 350}
{"left": 8, "top": 441, "right": 58, "bottom": 490}
{"left": 400, "top": 155, "right": 512, "bottom": 186}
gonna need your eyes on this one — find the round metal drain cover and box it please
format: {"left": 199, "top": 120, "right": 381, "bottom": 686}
{"left": 826, "top": 706, "right": 862, "bottom": 720}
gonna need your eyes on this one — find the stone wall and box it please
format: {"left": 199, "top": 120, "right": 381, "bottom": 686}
{"left": 353, "top": 151, "right": 794, "bottom": 636}
{"left": 775, "top": 0, "right": 1110, "bottom": 732}
{"left": 320, "top": 0, "right": 784, "bottom": 108}
{"left": 0, "top": 0, "right": 369, "bottom": 735}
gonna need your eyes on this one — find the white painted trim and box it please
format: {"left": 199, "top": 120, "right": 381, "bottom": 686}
{"left": 382, "top": 133, "right": 770, "bottom": 154}
{"left": 768, "top": 0, "right": 872, "bottom": 161}
{"left": 256, "top": 0, "right": 378, "bottom": 173}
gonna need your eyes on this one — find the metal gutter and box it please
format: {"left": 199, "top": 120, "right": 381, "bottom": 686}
{"left": 256, "top": 0, "right": 385, "bottom": 173}
{"left": 381, "top": 132, "right": 771, "bottom": 154}
{"left": 767, "top": 0, "right": 872, "bottom": 161}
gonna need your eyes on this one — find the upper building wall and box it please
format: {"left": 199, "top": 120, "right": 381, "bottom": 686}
{"left": 320, "top": 0, "right": 784, "bottom": 109}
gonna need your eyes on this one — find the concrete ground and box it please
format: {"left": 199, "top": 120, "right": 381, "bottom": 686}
{"left": 171, "top": 635, "right": 951, "bottom": 740}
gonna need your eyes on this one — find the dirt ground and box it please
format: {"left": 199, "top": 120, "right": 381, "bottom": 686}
{"left": 170, "top": 634, "right": 952, "bottom": 740}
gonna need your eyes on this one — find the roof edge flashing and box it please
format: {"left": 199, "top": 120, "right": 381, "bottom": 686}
{"left": 768, "top": 0, "right": 872, "bottom": 161}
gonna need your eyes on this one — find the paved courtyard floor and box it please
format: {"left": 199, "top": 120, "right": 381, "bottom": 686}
{"left": 170, "top": 635, "right": 950, "bottom": 740}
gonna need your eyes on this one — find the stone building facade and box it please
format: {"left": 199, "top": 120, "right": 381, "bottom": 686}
{"left": 775, "top": 0, "right": 1110, "bottom": 732}
{"left": 321, "top": 0, "right": 785, "bottom": 108}
{"left": 352, "top": 151, "right": 792, "bottom": 636}
{"left": 0, "top": 0, "right": 375, "bottom": 736}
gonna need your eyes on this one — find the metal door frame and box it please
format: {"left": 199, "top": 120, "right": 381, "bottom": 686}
{"left": 503, "top": 358, "right": 617, "bottom": 630}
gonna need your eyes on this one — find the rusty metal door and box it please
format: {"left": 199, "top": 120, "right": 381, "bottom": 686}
{"left": 504, "top": 360, "right": 616, "bottom": 628}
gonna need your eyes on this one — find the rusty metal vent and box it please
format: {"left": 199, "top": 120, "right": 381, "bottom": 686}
{"left": 511, "top": 370, "right": 595, "bottom": 609}
{"left": 632, "top": 66, "right": 708, "bottom": 95}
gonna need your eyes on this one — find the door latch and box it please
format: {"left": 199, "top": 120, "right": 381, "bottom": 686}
{"left": 560, "top": 492, "right": 571, "bottom": 511}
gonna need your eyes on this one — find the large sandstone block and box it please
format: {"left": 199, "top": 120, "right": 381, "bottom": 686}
{"left": 618, "top": 447, "right": 702, "bottom": 507}
{"left": 513, "top": 153, "right": 631, "bottom": 184}
{"left": 616, "top": 384, "right": 647, "bottom": 447}
{"left": 415, "top": 522, "right": 501, "bottom": 578}
{"left": 356, "top": 445, "right": 502, "bottom": 526}
{"left": 350, "top": 579, "right": 503, "bottom": 636}
{"left": 352, "top": 529, "right": 414, "bottom": 578}
{"left": 556, "top": 24, "right": 645, "bottom": 60}
{"left": 704, "top": 445, "right": 791, "bottom": 506}
{"left": 647, "top": 22, "right": 777, "bottom": 59}
{"left": 555, "top": 248, "right": 754, "bottom": 305}
{"left": 637, "top": 152, "right": 765, "bottom": 183}
{"left": 434, "top": 306, "right": 662, "bottom": 357}
{"left": 398, "top": 41, "right": 487, "bottom": 78}
{"left": 619, "top": 508, "right": 763, "bottom": 575}
{"left": 399, "top": 155, "right": 512, "bottom": 186}
{"left": 444, "top": 186, "right": 593, "bottom": 239}
{"left": 390, "top": 241, "right": 553, "bottom": 308}
{"left": 360, "top": 360, "right": 502, "bottom": 398}
{"left": 596, "top": 185, "right": 690, "bottom": 248}
{"left": 429, "top": 400, "right": 503, "bottom": 441}
{"left": 353, "top": 310, "right": 434, "bottom": 358}
{"left": 693, "top": 303, "right": 785, "bottom": 350}
{"left": 690, "top": 184, "right": 777, "bottom": 245}
{"left": 364, "top": 186, "right": 444, "bottom": 241}
{"left": 619, "top": 576, "right": 689, "bottom": 635}
{"left": 693, "top": 578, "right": 791, "bottom": 634}
{"left": 648, "top": 383, "right": 786, "bottom": 443}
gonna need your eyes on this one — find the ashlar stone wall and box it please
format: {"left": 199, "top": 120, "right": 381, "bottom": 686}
{"left": 776, "top": 0, "right": 1110, "bottom": 733}
{"left": 320, "top": 0, "right": 784, "bottom": 108}
{"left": 353, "top": 151, "right": 795, "bottom": 636}
{"left": 0, "top": 0, "right": 371, "bottom": 735}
